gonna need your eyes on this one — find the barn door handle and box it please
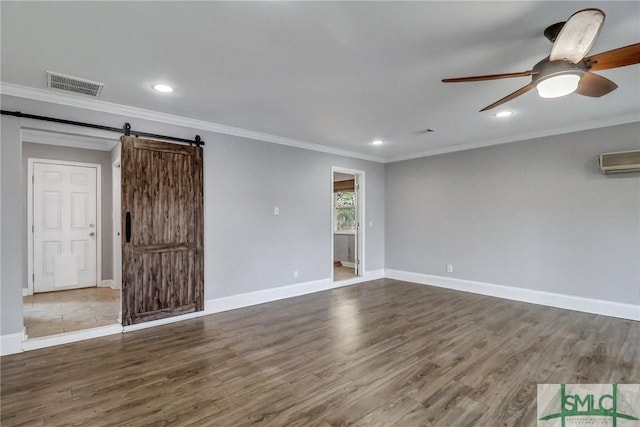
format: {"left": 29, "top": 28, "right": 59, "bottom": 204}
{"left": 125, "top": 212, "right": 132, "bottom": 243}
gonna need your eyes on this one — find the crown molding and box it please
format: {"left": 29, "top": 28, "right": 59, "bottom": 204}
{"left": 0, "top": 82, "right": 386, "bottom": 163}
{"left": 385, "top": 112, "right": 640, "bottom": 163}
{"left": 3, "top": 82, "right": 637, "bottom": 164}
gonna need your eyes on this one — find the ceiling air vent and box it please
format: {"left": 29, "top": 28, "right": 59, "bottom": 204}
{"left": 411, "top": 128, "right": 435, "bottom": 135}
{"left": 47, "top": 71, "right": 104, "bottom": 97}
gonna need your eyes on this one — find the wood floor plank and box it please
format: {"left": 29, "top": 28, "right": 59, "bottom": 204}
{"left": 2, "top": 279, "right": 638, "bottom": 426}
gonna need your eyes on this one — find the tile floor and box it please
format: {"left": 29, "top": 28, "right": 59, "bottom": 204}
{"left": 23, "top": 287, "right": 120, "bottom": 338}
{"left": 334, "top": 265, "right": 356, "bottom": 281}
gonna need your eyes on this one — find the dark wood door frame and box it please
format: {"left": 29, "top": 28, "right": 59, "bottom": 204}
{"left": 121, "top": 136, "right": 204, "bottom": 326}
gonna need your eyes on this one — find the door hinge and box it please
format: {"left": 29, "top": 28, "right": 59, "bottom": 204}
{"left": 32, "top": 273, "right": 35, "bottom": 283}
{"left": 357, "top": 259, "right": 360, "bottom": 265}
{"left": 32, "top": 175, "right": 34, "bottom": 184}
{"left": 32, "top": 224, "right": 34, "bottom": 233}
{"left": 356, "top": 184, "right": 360, "bottom": 190}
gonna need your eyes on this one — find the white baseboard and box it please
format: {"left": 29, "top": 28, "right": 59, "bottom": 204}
{"left": 124, "top": 269, "right": 385, "bottom": 333}
{"left": 333, "top": 268, "right": 385, "bottom": 287}
{"left": 5, "top": 269, "right": 388, "bottom": 353}
{"left": 22, "top": 288, "right": 32, "bottom": 297}
{"left": 8, "top": 267, "right": 633, "bottom": 355}
{"left": 98, "top": 279, "right": 116, "bottom": 289}
{"left": 204, "top": 269, "right": 383, "bottom": 313}
{"left": 122, "top": 307, "right": 218, "bottom": 332}
{"left": 203, "top": 277, "right": 333, "bottom": 315}
{"left": 385, "top": 269, "right": 640, "bottom": 322}
{"left": 22, "top": 324, "right": 123, "bottom": 352}
{"left": 0, "top": 333, "right": 24, "bottom": 356}
{"left": 339, "top": 261, "right": 356, "bottom": 268}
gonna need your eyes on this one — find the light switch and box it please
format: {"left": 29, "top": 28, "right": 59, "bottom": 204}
{"left": 274, "top": 206, "right": 279, "bottom": 215}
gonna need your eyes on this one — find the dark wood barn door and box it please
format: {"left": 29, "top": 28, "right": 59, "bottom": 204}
{"left": 121, "top": 136, "right": 204, "bottom": 326}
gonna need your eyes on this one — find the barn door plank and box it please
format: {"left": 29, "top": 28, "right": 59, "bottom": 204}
{"left": 121, "top": 136, "right": 204, "bottom": 326}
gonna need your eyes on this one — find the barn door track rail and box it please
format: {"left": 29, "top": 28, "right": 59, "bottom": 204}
{"left": 1, "top": 110, "right": 204, "bottom": 147}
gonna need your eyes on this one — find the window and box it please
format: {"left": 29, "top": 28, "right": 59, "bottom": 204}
{"left": 335, "top": 191, "right": 356, "bottom": 231}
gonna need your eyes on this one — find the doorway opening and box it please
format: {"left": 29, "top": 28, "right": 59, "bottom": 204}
{"left": 23, "top": 132, "right": 121, "bottom": 340}
{"left": 332, "top": 167, "right": 364, "bottom": 282}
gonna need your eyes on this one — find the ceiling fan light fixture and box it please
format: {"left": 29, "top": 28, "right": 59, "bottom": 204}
{"left": 536, "top": 73, "right": 581, "bottom": 98}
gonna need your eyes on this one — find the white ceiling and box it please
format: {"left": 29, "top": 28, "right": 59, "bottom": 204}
{"left": 1, "top": 1, "right": 639, "bottom": 162}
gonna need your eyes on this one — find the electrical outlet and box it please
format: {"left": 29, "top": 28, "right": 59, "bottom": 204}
{"left": 293, "top": 270, "right": 298, "bottom": 279}
{"left": 447, "top": 264, "right": 453, "bottom": 273}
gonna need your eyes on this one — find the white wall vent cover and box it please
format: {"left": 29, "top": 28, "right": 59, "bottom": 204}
{"left": 47, "top": 71, "right": 104, "bottom": 97}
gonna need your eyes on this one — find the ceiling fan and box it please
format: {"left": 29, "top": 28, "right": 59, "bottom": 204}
{"left": 442, "top": 8, "right": 640, "bottom": 111}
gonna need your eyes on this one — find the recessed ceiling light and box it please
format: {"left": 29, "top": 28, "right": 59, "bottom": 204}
{"left": 495, "top": 111, "right": 513, "bottom": 118}
{"left": 153, "top": 84, "right": 173, "bottom": 93}
{"left": 371, "top": 140, "right": 384, "bottom": 146}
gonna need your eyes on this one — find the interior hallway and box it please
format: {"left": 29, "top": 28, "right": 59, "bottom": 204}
{"left": 23, "top": 287, "right": 120, "bottom": 338}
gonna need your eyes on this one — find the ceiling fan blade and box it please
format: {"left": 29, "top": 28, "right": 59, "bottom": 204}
{"left": 480, "top": 84, "right": 534, "bottom": 111}
{"left": 442, "top": 71, "right": 536, "bottom": 83}
{"left": 575, "top": 72, "right": 618, "bottom": 97}
{"left": 550, "top": 8, "right": 605, "bottom": 63}
{"left": 584, "top": 43, "right": 640, "bottom": 71}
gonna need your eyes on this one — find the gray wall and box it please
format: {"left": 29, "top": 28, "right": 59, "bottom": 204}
{"left": 334, "top": 234, "right": 355, "bottom": 263}
{"left": 205, "top": 133, "right": 385, "bottom": 298}
{"left": 21, "top": 142, "right": 113, "bottom": 284}
{"left": 1, "top": 117, "right": 22, "bottom": 336}
{"left": 0, "top": 95, "right": 386, "bottom": 335}
{"left": 386, "top": 122, "right": 640, "bottom": 305}
{"left": 4, "top": 92, "right": 636, "bottom": 339}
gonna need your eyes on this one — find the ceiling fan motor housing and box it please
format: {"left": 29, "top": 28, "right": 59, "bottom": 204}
{"left": 531, "top": 58, "right": 586, "bottom": 86}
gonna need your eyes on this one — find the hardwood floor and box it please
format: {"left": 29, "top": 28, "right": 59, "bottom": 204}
{"left": 2, "top": 279, "right": 638, "bottom": 426}
{"left": 23, "top": 287, "right": 120, "bottom": 338}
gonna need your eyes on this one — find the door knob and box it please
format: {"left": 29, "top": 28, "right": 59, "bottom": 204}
{"left": 90, "top": 232, "right": 96, "bottom": 237}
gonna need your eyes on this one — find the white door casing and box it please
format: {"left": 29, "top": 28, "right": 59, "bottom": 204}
{"left": 331, "top": 167, "right": 365, "bottom": 281}
{"left": 30, "top": 160, "right": 100, "bottom": 293}
{"left": 354, "top": 173, "right": 360, "bottom": 276}
{"left": 112, "top": 160, "right": 122, "bottom": 290}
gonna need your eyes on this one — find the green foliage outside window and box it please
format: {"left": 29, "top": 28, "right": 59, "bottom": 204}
{"left": 335, "top": 191, "right": 356, "bottom": 231}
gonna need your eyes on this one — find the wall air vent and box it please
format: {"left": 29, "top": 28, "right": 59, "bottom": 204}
{"left": 598, "top": 150, "right": 640, "bottom": 174}
{"left": 47, "top": 71, "right": 104, "bottom": 97}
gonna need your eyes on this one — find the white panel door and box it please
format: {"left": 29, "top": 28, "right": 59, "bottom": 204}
{"left": 33, "top": 162, "right": 98, "bottom": 292}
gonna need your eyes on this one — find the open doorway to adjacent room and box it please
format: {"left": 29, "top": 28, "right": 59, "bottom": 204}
{"left": 332, "top": 167, "right": 364, "bottom": 282}
{"left": 23, "top": 129, "right": 121, "bottom": 339}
